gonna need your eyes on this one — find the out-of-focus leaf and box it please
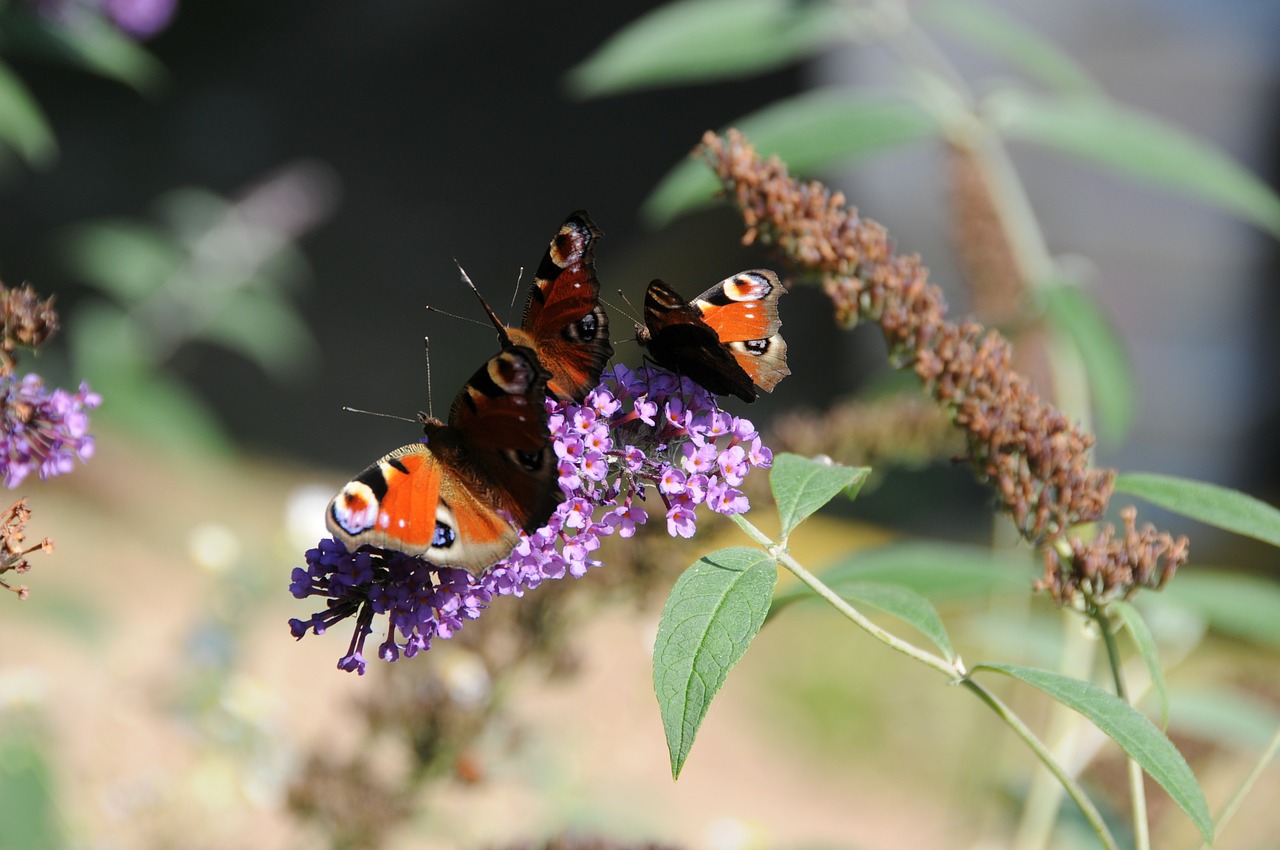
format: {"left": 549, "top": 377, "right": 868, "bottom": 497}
{"left": 566, "top": 0, "right": 848, "bottom": 98}
{"left": 643, "top": 89, "right": 938, "bottom": 226}
{"left": 654, "top": 547, "right": 777, "bottom": 778}
{"left": 1158, "top": 570, "right": 1280, "bottom": 650}
{"left": 67, "top": 301, "right": 153, "bottom": 372}
{"left": 919, "top": 0, "right": 1100, "bottom": 96}
{"left": 1112, "top": 600, "right": 1169, "bottom": 730}
{"left": 987, "top": 89, "right": 1280, "bottom": 240}
{"left": 1168, "top": 686, "right": 1280, "bottom": 751}
{"left": 975, "top": 662, "right": 1213, "bottom": 842}
{"left": 196, "top": 287, "right": 318, "bottom": 382}
{"left": 1042, "top": 282, "right": 1135, "bottom": 445}
{"left": 1114, "top": 472, "right": 1280, "bottom": 549}
{"left": 804, "top": 540, "right": 1031, "bottom": 601}
{"left": 770, "top": 453, "right": 868, "bottom": 538}
{"left": 93, "top": 369, "right": 233, "bottom": 456}
{"left": 833, "top": 581, "right": 955, "bottom": 660}
{"left": 61, "top": 221, "right": 183, "bottom": 304}
{"left": 0, "top": 726, "right": 61, "bottom": 850}
{"left": 5, "top": 12, "right": 165, "bottom": 94}
{"left": 68, "top": 304, "right": 232, "bottom": 455}
{"left": 0, "top": 59, "right": 56, "bottom": 166}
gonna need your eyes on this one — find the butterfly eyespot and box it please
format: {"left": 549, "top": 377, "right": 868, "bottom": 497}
{"left": 744, "top": 338, "right": 770, "bottom": 355}
{"left": 432, "top": 521, "right": 456, "bottom": 549}
{"left": 509, "top": 447, "right": 545, "bottom": 471}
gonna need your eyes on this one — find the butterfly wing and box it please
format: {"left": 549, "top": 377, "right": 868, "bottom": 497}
{"left": 326, "top": 345, "right": 561, "bottom": 574}
{"left": 690, "top": 270, "right": 790, "bottom": 395}
{"left": 511, "top": 211, "right": 613, "bottom": 401}
{"left": 638, "top": 278, "right": 758, "bottom": 402}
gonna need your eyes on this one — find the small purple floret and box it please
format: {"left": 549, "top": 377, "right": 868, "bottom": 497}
{"left": 1, "top": 375, "right": 101, "bottom": 488}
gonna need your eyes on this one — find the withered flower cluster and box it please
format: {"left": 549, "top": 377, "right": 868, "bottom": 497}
{"left": 0, "top": 283, "right": 59, "bottom": 376}
{"left": 701, "top": 130, "right": 1187, "bottom": 604}
{"left": 0, "top": 499, "right": 52, "bottom": 600}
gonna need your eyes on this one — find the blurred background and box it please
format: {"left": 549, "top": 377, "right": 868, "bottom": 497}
{"left": 2, "top": 1, "right": 1279, "bottom": 848}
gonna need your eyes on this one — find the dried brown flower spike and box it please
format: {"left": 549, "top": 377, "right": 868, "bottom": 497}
{"left": 0, "top": 499, "right": 54, "bottom": 600}
{"left": 700, "top": 129, "right": 1187, "bottom": 603}
{"left": 0, "top": 282, "right": 60, "bottom": 376}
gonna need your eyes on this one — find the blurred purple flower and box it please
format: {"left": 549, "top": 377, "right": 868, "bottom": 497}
{"left": 102, "top": 0, "right": 175, "bottom": 37}
{"left": 1, "top": 374, "right": 100, "bottom": 488}
{"left": 292, "top": 364, "right": 774, "bottom": 673}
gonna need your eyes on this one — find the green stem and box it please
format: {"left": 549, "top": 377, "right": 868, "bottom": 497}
{"left": 1197, "top": 714, "right": 1280, "bottom": 848}
{"left": 963, "top": 677, "right": 1120, "bottom": 850}
{"left": 731, "top": 514, "right": 958, "bottom": 679}
{"left": 1097, "top": 605, "right": 1150, "bottom": 850}
{"left": 730, "top": 513, "right": 1119, "bottom": 850}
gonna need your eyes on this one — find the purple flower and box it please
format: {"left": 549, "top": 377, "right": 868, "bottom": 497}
{"left": 101, "top": 0, "right": 177, "bottom": 38}
{"left": 292, "top": 364, "right": 776, "bottom": 673}
{"left": 1, "top": 375, "right": 100, "bottom": 488}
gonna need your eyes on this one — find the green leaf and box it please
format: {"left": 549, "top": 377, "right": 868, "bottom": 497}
{"left": 1168, "top": 686, "right": 1280, "bottom": 751}
{"left": 0, "top": 726, "right": 62, "bottom": 850}
{"left": 0, "top": 59, "right": 56, "bottom": 166}
{"left": 791, "top": 540, "right": 1031, "bottom": 604}
{"left": 653, "top": 547, "right": 777, "bottom": 778}
{"left": 1114, "top": 471, "right": 1280, "bottom": 549}
{"left": 834, "top": 581, "right": 955, "bottom": 660}
{"left": 770, "top": 453, "right": 868, "bottom": 538}
{"left": 4, "top": 12, "right": 165, "bottom": 94}
{"left": 196, "top": 287, "right": 318, "bottom": 382}
{"left": 987, "top": 89, "right": 1280, "bottom": 240}
{"left": 1158, "top": 570, "right": 1280, "bottom": 650}
{"left": 1111, "top": 600, "right": 1169, "bottom": 730}
{"left": 919, "top": 0, "right": 1101, "bottom": 97}
{"left": 566, "top": 0, "right": 847, "bottom": 98}
{"left": 643, "top": 89, "right": 938, "bottom": 226}
{"left": 1042, "top": 282, "right": 1135, "bottom": 445}
{"left": 975, "top": 662, "right": 1213, "bottom": 842}
{"left": 60, "top": 221, "right": 183, "bottom": 304}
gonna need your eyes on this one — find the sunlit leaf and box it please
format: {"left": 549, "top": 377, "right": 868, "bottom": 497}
{"left": 1111, "top": 600, "right": 1168, "bottom": 730}
{"left": 834, "top": 581, "right": 955, "bottom": 660}
{"left": 919, "top": 0, "right": 1100, "bottom": 96}
{"left": 196, "top": 287, "right": 318, "bottom": 382}
{"left": 975, "top": 662, "right": 1213, "bottom": 842}
{"left": 987, "top": 89, "right": 1280, "bottom": 240}
{"left": 0, "top": 59, "right": 56, "bottom": 166}
{"left": 1159, "top": 570, "right": 1280, "bottom": 650}
{"left": 770, "top": 453, "right": 868, "bottom": 538}
{"left": 5, "top": 12, "right": 165, "bottom": 94}
{"left": 653, "top": 547, "right": 777, "bottom": 778}
{"left": 643, "top": 89, "right": 938, "bottom": 226}
{"left": 1114, "top": 472, "right": 1280, "bottom": 549}
{"left": 60, "top": 221, "right": 183, "bottom": 304}
{"left": 1042, "top": 282, "right": 1135, "bottom": 444}
{"left": 566, "top": 0, "right": 848, "bottom": 98}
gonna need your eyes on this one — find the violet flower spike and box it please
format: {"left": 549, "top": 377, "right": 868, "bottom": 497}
{"left": 290, "top": 364, "right": 775, "bottom": 672}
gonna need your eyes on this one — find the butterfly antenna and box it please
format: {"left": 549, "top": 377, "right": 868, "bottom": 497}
{"left": 602, "top": 292, "right": 639, "bottom": 324}
{"left": 423, "top": 336, "right": 434, "bottom": 421}
{"left": 616, "top": 289, "right": 644, "bottom": 322}
{"left": 341, "top": 406, "right": 418, "bottom": 424}
{"left": 424, "top": 304, "right": 491, "bottom": 329}
{"left": 455, "top": 260, "right": 514, "bottom": 347}
{"left": 508, "top": 266, "right": 525, "bottom": 314}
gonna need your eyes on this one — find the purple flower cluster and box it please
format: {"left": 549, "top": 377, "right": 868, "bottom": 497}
{"left": 291, "top": 364, "right": 774, "bottom": 674}
{"left": 1, "top": 375, "right": 100, "bottom": 488}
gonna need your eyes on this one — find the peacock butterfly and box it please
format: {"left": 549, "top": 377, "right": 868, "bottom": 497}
{"left": 325, "top": 342, "right": 562, "bottom": 575}
{"left": 499, "top": 211, "right": 613, "bottom": 402}
{"left": 634, "top": 270, "right": 790, "bottom": 403}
